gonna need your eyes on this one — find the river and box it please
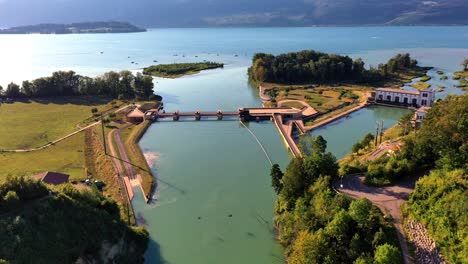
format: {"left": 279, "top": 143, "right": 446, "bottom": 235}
{"left": 1, "top": 27, "right": 467, "bottom": 263}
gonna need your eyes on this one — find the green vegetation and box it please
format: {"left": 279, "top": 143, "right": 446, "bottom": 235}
{"left": 440, "top": 75, "right": 448, "bottom": 80}
{"left": 411, "top": 81, "right": 431, "bottom": 90}
{"left": 453, "top": 71, "right": 468, "bottom": 89}
{"left": 339, "top": 94, "right": 467, "bottom": 262}
{"left": 342, "top": 94, "right": 467, "bottom": 186}
{"left": 0, "top": 176, "right": 148, "bottom": 263}
{"left": 0, "top": 21, "right": 146, "bottom": 34}
{"left": 437, "top": 85, "right": 445, "bottom": 92}
{"left": 436, "top": 70, "right": 444, "bottom": 75}
{"left": 419, "top": 75, "right": 431, "bottom": 82}
{"left": 352, "top": 133, "right": 375, "bottom": 153}
{"left": 407, "top": 169, "right": 467, "bottom": 263}
{"left": 0, "top": 132, "right": 86, "bottom": 181}
{"left": 0, "top": 70, "right": 154, "bottom": 100}
{"left": 266, "top": 84, "right": 363, "bottom": 113}
{"left": 250, "top": 51, "right": 427, "bottom": 84}
{"left": 272, "top": 136, "right": 401, "bottom": 263}
{"left": 143, "top": 62, "right": 224, "bottom": 78}
{"left": 84, "top": 128, "right": 132, "bottom": 216}
{"left": 0, "top": 97, "right": 121, "bottom": 150}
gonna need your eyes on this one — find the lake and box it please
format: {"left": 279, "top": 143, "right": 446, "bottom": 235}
{"left": 1, "top": 27, "right": 467, "bottom": 263}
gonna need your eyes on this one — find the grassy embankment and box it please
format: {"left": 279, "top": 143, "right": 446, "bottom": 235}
{"left": 121, "top": 121, "right": 155, "bottom": 198}
{"left": 339, "top": 123, "right": 407, "bottom": 169}
{"left": 143, "top": 62, "right": 224, "bottom": 78}
{"left": 84, "top": 127, "right": 135, "bottom": 224}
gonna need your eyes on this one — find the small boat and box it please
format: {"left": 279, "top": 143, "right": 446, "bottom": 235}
{"left": 100, "top": 51, "right": 104, "bottom": 54}
{"left": 153, "top": 60, "right": 158, "bottom": 63}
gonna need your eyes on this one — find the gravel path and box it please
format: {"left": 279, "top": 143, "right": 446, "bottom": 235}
{"left": 336, "top": 175, "right": 416, "bottom": 264}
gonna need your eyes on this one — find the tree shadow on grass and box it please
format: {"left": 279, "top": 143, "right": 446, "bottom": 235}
{"left": 14, "top": 96, "right": 114, "bottom": 106}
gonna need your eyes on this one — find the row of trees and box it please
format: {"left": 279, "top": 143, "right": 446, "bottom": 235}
{"left": 0, "top": 70, "right": 155, "bottom": 100}
{"left": 271, "top": 136, "right": 402, "bottom": 263}
{"left": 249, "top": 50, "right": 418, "bottom": 84}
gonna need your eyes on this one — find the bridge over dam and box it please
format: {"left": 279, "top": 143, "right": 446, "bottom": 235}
{"left": 141, "top": 107, "right": 305, "bottom": 157}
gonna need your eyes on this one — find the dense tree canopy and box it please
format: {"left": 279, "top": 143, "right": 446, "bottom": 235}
{"left": 0, "top": 176, "right": 148, "bottom": 263}
{"left": 249, "top": 51, "right": 418, "bottom": 84}
{"left": 2, "top": 70, "right": 155, "bottom": 100}
{"left": 408, "top": 169, "right": 467, "bottom": 264}
{"left": 273, "top": 136, "right": 401, "bottom": 263}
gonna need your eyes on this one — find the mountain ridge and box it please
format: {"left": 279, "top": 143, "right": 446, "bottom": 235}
{"left": 0, "top": 0, "right": 467, "bottom": 28}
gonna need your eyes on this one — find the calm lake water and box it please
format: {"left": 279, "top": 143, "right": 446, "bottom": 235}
{"left": 1, "top": 27, "right": 467, "bottom": 263}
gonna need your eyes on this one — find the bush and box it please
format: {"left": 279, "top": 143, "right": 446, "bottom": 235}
{"left": 91, "top": 108, "right": 98, "bottom": 113}
{"left": 2, "top": 191, "right": 20, "bottom": 211}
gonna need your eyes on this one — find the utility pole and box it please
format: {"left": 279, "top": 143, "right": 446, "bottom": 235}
{"left": 375, "top": 122, "right": 380, "bottom": 147}
{"left": 101, "top": 114, "right": 107, "bottom": 155}
{"left": 379, "top": 120, "right": 384, "bottom": 145}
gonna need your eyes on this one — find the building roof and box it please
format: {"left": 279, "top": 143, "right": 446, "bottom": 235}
{"left": 127, "top": 108, "right": 145, "bottom": 118}
{"left": 417, "top": 106, "right": 431, "bottom": 113}
{"left": 32, "top": 171, "right": 69, "bottom": 185}
{"left": 376, "top": 88, "right": 420, "bottom": 95}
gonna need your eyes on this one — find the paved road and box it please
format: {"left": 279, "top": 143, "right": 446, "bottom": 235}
{"left": 336, "top": 175, "right": 417, "bottom": 264}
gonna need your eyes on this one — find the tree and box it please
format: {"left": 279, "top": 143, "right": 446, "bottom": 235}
{"left": 462, "top": 58, "right": 468, "bottom": 71}
{"left": 21, "top": 80, "right": 33, "bottom": 97}
{"left": 349, "top": 198, "right": 373, "bottom": 226}
{"left": 0, "top": 85, "right": 3, "bottom": 97}
{"left": 373, "top": 244, "right": 401, "bottom": 264}
{"left": 3, "top": 190, "right": 20, "bottom": 211}
{"left": 270, "top": 164, "right": 284, "bottom": 194}
{"left": 134, "top": 73, "right": 154, "bottom": 99}
{"left": 5, "top": 82, "right": 21, "bottom": 97}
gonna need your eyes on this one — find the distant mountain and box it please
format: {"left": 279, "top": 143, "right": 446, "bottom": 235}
{"left": 0, "top": 21, "right": 146, "bottom": 34}
{"left": 0, "top": 0, "right": 467, "bottom": 28}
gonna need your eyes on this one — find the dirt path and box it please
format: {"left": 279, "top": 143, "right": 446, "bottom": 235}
{"left": 1, "top": 121, "right": 100, "bottom": 153}
{"left": 1, "top": 104, "right": 135, "bottom": 153}
{"left": 277, "top": 99, "right": 318, "bottom": 117}
{"left": 335, "top": 175, "right": 417, "bottom": 264}
{"left": 113, "top": 127, "right": 137, "bottom": 180}
{"left": 107, "top": 129, "right": 126, "bottom": 177}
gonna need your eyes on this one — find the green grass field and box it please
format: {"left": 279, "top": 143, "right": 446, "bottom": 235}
{"left": 0, "top": 96, "right": 118, "bottom": 149}
{"left": 0, "top": 132, "right": 85, "bottom": 181}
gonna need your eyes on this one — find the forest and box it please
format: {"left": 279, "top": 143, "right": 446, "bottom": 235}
{"left": 271, "top": 136, "right": 402, "bottom": 264}
{"left": 0, "top": 176, "right": 148, "bottom": 263}
{"left": 249, "top": 51, "right": 420, "bottom": 84}
{"left": 143, "top": 62, "right": 224, "bottom": 78}
{"left": 0, "top": 70, "right": 155, "bottom": 100}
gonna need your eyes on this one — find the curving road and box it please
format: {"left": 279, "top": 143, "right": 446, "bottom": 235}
{"left": 335, "top": 175, "right": 417, "bottom": 264}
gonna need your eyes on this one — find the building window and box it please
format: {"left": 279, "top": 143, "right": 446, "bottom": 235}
{"left": 386, "top": 95, "right": 391, "bottom": 101}
{"left": 422, "top": 93, "right": 428, "bottom": 97}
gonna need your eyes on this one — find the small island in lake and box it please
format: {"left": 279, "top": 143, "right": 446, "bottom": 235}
{"left": 143, "top": 62, "right": 224, "bottom": 78}
{"left": 0, "top": 21, "right": 146, "bottom": 34}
